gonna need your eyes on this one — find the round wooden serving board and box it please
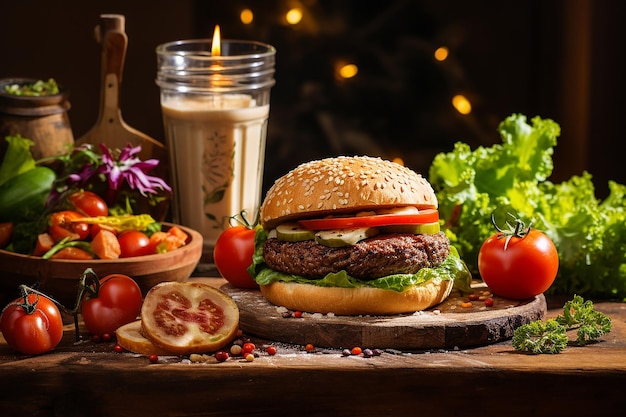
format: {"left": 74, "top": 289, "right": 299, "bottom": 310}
{"left": 221, "top": 283, "right": 546, "bottom": 350}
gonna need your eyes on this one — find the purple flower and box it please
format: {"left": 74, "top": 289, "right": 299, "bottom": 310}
{"left": 99, "top": 144, "right": 171, "bottom": 196}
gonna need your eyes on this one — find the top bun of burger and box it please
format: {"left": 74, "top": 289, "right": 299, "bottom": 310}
{"left": 251, "top": 156, "right": 471, "bottom": 315}
{"left": 260, "top": 155, "right": 438, "bottom": 229}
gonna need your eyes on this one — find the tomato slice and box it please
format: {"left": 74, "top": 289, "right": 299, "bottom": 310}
{"left": 140, "top": 282, "right": 240, "bottom": 355}
{"left": 297, "top": 209, "right": 439, "bottom": 230}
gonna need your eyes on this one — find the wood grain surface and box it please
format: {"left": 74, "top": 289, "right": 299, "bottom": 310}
{"left": 1, "top": 277, "right": 624, "bottom": 417}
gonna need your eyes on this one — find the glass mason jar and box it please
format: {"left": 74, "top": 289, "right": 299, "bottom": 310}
{"left": 156, "top": 39, "right": 276, "bottom": 253}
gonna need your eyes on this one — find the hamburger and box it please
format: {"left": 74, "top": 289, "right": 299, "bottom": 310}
{"left": 248, "top": 156, "right": 471, "bottom": 315}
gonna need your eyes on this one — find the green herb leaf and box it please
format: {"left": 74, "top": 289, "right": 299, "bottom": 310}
{"left": 512, "top": 319, "right": 568, "bottom": 354}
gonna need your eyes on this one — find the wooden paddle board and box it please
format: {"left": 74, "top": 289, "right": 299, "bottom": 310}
{"left": 222, "top": 283, "right": 546, "bottom": 350}
{"left": 76, "top": 14, "right": 168, "bottom": 176}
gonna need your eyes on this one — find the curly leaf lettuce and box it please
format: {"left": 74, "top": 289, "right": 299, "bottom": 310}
{"left": 429, "top": 113, "right": 626, "bottom": 300}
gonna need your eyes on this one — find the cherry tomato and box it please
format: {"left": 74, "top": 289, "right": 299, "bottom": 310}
{"left": 213, "top": 226, "right": 258, "bottom": 289}
{"left": 117, "top": 230, "right": 152, "bottom": 257}
{"left": 81, "top": 274, "right": 143, "bottom": 336}
{"left": 0, "top": 222, "right": 13, "bottom": 248}
{"left": 478, "top": 223, "right": 558, "bottom": 300}
{"left": 68, "top": 191, "right": 109, "bottom": 217}
{"left": 50, "top": 247, "right": 94, "bottom": 260}
{"left": 298, "top": 208, "right": 439, "bottom": 230}
{"left": 0, "top": 292, "right": 64, "bottom": 355}
{"left": 49, "top": 210, "right": 90, "bottom": 242}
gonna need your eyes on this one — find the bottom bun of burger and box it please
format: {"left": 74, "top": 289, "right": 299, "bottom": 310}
{"left": 259, "top": 278, "right": 454, "bottom": 315}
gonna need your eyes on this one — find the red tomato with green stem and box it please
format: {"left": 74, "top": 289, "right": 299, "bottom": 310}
{"left": 117, "top": 230, "right": 152, "bottom": 257}
{"left": 478, "top": 213, "right": 559, "bottom": 300}
{"left": 68, "top": 190, "right": 109, "bottom": 217}
{"left": 0, "top": 291, "right": 64, "bottom": 355}
{"left": 81, "top": 273, "right": 143, "bottom": 337}
{"left": 214, "top": 225, "right": 258, "bottom": 289}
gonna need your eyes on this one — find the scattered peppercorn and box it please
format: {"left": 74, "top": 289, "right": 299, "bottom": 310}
{"left": 148, "top": 354, "right": 159, "bottom": 364}
{"left": 215, "top": 351, "right": 229, "bottom": 362}
{"left": 114, "top": 344, "right": 124, "bottom": 353}
{"left": 305, "top": 343, "right": 315, "bottom": 352}
{"left": 245, "top": 353, "right": 255, "bottom": 362}
{"left": 293, "top": 311, "right": 303, "bottom": 318}
{"left": 266, "top": 345, "right": 277, "bottom": 355}
{"left": 230, "top": 344, "right": 243, "bottom": 356}
{"left": 484, "top": 298, "right": 495, "bottom": 307}
{"left": 351, "top": 346, "right": 362, "bottom": 355}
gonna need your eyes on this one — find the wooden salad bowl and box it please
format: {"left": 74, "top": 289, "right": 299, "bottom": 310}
{"left": 0, "top": 223, "right": 202, "bottom": 308}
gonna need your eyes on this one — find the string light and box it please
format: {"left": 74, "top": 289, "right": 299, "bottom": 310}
{"left": 240, "top": 8, "right": 254, "bottom": 25}
{"left": 285, "top": 8, "right": 303, "bottom": 25}
{"left": 452, "top": 94, "right": 472, "bottom": 115}
{"left": 434, "top": 46, "right": 449, "bottom": 61}
{"left": 338, "top": 63, "right": 358, "bottom": 79}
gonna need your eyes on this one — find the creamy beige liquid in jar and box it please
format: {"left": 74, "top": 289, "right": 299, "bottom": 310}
{"left": 161, "top": 95, "right": 269, "bottom": 246}
{"left": 156, "top": 38, "right": 276, "bottom": 255}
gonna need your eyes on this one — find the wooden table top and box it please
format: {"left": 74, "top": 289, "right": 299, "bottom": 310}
{"left": 1, "top": 277, "right": 624, "bottom": 417}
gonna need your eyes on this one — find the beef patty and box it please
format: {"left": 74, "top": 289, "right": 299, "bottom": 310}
{"left": 262, "top": 232, "right": 450, "bottom": 280}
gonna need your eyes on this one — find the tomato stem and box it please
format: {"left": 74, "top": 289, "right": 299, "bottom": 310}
{"left": 15, "top": 268, "right": 104, "bottom": 343}
{"left": 227, "top": 209, "right": 257, "bottom": 229}
{"left": 491, "top": 212, "right": 532, "bottom": 251}
{"left": 14, "top": 286, "right": 39, "bottom": 315}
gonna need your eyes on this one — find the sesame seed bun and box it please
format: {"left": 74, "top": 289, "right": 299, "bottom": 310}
{"left": 259, "top": 156, "right": 438, "bottom": 229}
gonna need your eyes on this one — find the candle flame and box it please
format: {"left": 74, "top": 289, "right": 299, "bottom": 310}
{"left": 211, "top": 25, "right": 221, "bottom": 56}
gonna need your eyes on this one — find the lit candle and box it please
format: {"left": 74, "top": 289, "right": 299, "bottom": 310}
{"left": 156, "top": 27, "right": 276, "bottom": 252}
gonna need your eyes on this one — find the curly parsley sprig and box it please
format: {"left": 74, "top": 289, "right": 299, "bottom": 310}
{"left": 513, "top": 295, "right": 612, "bottom": 354}
{"left": 555, "top": 295, "right": 612, "bottom": 345}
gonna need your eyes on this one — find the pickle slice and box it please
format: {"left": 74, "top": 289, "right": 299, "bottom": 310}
{"left": 276, "top": 223, "right": 315, "bottom": 242}
{"left": 315, "top": 227, "right": 379, "bottom": 247}
{"left": 380, "top": 222, "right": 440, "bottom": 235}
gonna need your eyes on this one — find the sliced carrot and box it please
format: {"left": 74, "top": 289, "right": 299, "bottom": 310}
{"left": 167, "top": 226, "right": 188, "bottom": 246}
{"left": 33, "top": 233, "right": 55, "bottom": 256}
{"left": 91, "top": 229, "right": 121, "bottom": 260}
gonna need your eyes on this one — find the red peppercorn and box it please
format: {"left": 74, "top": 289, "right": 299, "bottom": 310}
{"left": 351, "top": 346, "right": 362, "bottom": 355}
{"left": 215, "top": 351, "right": 229, "bottom": 362}
{"left": 148, "top": 354, "right": 159, "bottom": 364}
{"left": 114, "top": 344, "right": 124, "bottom": 353}
{"left": 305, "top": 343, "right": 315, "bottom": 352}
{"left": 293, "top": 311, "right": 303, "bottom": 318}
{"left": 484, "top": 298, "right": 495, "bottom": 307}
{"left": 266, "top": 345, "right": 277, "bottom": 355}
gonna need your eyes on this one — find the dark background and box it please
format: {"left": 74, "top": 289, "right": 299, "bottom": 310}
{"left": 1, "top": 0, "right": 624, "bottom": 199}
